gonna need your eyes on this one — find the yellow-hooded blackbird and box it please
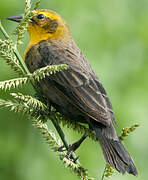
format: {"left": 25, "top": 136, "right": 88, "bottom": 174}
{"left": 7, "top": 9, "right": 138, "bottom": 176}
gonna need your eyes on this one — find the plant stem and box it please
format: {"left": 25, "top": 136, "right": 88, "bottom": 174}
{"left": 13, "top": 47, "right": 30, "bottom": 74}
{"left": 52, "top": 118, "right": 70, "bottom": 150}
{"left": 0, "top": 20, "right": 10, "bottom": 39}
{"left": 51, "top": 118, "right": 80, "bottom": 165}
{"left": 101, "top": 166, "right": 106, "bottom": 180}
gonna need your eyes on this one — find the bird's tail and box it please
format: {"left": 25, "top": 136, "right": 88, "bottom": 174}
{"left": 93, "top": 124, "right": 138, "bottom": 176}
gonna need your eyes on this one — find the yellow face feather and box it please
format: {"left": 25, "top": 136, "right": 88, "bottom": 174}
{"left": 27, "top": 9, "right": 71, "bottom": 45}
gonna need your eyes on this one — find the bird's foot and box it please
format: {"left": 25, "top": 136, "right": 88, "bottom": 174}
{"left": 58, "top": 135, "right": 87, "bottom": 162}
{"left": 64, "top": 134, "right": 87, "bottom": 161}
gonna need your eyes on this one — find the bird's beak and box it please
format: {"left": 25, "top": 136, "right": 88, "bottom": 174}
{"left": 6, "top": 14, "right": 24, "bottom": 23}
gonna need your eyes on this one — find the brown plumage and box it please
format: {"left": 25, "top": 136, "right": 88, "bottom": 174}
{"left": 26, "top": 38, "right": 137, "bottom": 175}
{"left": 8, "top": 9, "right": 138, "bottom": 175}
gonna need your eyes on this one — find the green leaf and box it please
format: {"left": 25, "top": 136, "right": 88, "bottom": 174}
{"left": 0, "top": 64, "right": 68, "bottom": 91}
{"left": 10, "top": 92, "right": 47, "bottom": 111}
{"left": 0, "top": 77, "right": 28, "bottom": 90}
{"left": 29, "top": 64, "right": 69, "bottom": 82}
{"left": 120, "top": 124, "right": 139, "bottom": 141}
{"left": 0, "top": 39, "right": 25, "bottom": 75}
{"left": 33, "top": 119, "right": 62, "bottom": 152}
{"left": 62, "top": 157, "right": 94, "bottom": 180}
{"left": 0, "top": 98, "right": 37, "bottom": 117}
{"left": 13, "top": 0, "right": 35, "bottom": 44}
{"left": 33, "top": 0, "right": 41, "bottom": 10}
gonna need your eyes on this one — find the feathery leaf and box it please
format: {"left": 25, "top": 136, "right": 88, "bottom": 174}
{"left": 0, "top": 98, "right": 40, "bottom": 118}
{"left": 0, "top": 77, "right": 28, "bottom": 90}
{"left": 33, "top": 0, "right": 41, "bottom": 10}
{"left": 62, "top": 157, "right": 94, "bottom": 180}
{"left": 11, "top": 92, "right": 47, "bottom": 111}
{"left": 33, "top": 119, "right": 62, "bottom": 152}
{"left": 101, "top": 164, "right": 114, "bottom": 180}
{"left": 120, "top": 124, "right": 139, "bottom": 141}
{"left": 0, "top": 64, "right": 68, "bottom": 91}
{"left": 13, "top": 0, "right": 35, "bottom": 44}
{"left": 0, "top": 98, "right": 62, "bottom": 153}
{"left": 29, "top": 64, "right": 68, "bottom": 82}
{"left": 0, "top": 39, "right": 25, "bottom": 75}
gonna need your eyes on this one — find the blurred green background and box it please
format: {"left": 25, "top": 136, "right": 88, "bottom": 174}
{"left": 0, "top": 0, "right": 148, "bottom": 179}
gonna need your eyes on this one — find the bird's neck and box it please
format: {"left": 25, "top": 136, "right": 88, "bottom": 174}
{"left": 25, "top": 25, "right": 72, "bottom": 58}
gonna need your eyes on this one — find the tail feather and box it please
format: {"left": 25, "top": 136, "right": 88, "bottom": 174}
{"left": 93, "top": 124, "right": 138, "bottom": 176}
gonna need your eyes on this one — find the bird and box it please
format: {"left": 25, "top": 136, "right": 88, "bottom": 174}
{"left": 7, "top": 9, "right": 138, "bottom": 176}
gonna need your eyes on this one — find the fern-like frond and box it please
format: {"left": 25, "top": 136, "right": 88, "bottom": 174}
{"left": 101, "top": 164, "right": 114, "bottom": 180}
{"left": 33, "top": 0, "right": 41, "bottom": 10}
{"left": 62, "top": 157, "right": 94, "bottom": 180}
{"left": 0, "top": 98, "right": 62, "bottom": 153}
{"left": 0, "top": 98, "right": 40, "bottom": 118}
{"left": 0, "top": 39, "right": 25, "bottom": 75}
{"left": 0, "top": 97, "right": 92, "bottom": 179}
{"left": 11, "top": 92, "right": 47, "bottom": 111}
{"left": 33, "top": 119, "right": 62, "bottom": 152}
{"left": 0, "top": 77, "right": 28, "bottom": 90}
{"left": 120, "top": 124, "right": 139, "bottom": 141}
{"left": 13, "top": 0, "right": 35, "bottom": 44}
{"left": 0, "top": 64, "right": 68, "bottom": 91}
{"left": 13, "top": 0, "right": 42, "bottom": 44}
{"left": 29, "top": 64, "right": 68, "bottom": 82}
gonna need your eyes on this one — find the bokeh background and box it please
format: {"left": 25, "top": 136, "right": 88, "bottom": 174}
{"left": 0, "top": 0, "right": 148, "bottom": 179}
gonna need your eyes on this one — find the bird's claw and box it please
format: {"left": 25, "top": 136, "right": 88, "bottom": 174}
{"left": 58, "top": 135, "right": 87, "bottom": 162}
{"left": 57, "top": 145, "right": 66, "bottom": 152}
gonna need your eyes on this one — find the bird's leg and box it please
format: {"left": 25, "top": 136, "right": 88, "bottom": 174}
{"left": 66, "top": 134, "right": 87, "bottom": 160}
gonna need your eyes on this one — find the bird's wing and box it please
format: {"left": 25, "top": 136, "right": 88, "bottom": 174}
{"left": 26, "top": 40, "right": 115, "bottom": 126}
{"left": 50, "top": 65, "right": 115, "bottom": 126}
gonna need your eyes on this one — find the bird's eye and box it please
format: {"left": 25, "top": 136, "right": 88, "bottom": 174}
{"left": 37, "top": 14, "right": 45, "bottom": 19}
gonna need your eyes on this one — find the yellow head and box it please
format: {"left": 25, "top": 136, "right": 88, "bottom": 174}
{"left": 27, "top": 9, "right": 71, "bottom": 44}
